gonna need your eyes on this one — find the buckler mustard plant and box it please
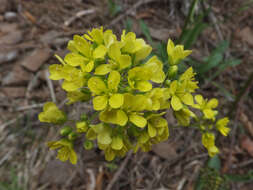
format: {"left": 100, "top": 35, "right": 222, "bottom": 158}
{"left": 39, "top": 27, "right": 230, "bottom": 164}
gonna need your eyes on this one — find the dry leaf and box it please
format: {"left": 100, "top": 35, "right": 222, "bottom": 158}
{"left": 240, "top": 136, "right": 253, "bottom": 157}
{"left": 239, "top": 112, "right": 253, "bottom": 138}
{"left": 1, "top": 87, "right": 26, "bottom": 98}
{"left": 21, "top": 48, "right": 51, "bottom": 72}
{"left": 2, "top": 64, "right": 32, "bottom": 86}
{"left": 152, "top": 141, "right": 178, "bottom": 159}
{"left": 238, "top": 27, "right": 253, "bottom": 46}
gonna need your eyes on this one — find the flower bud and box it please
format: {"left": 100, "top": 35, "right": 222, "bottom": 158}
{"left": 83, "top": 140, "right": 93, "bottom": 150}
{"left": 76, "top": 121, "right": 88, "bottom": 133}
{"left": 68, "top": 132, "right": 78, "bottom": 141}
{"left": 165, "top": 79, "right": 171, "bottom": 86}
{"left": 168, "top": 65, "right": 178, "bottom": 78}
{"left": 60, "top": 126, "right": 72, "bottom": 136}
{"left": 80, "top": 114, "right": 88, "bottom": 121}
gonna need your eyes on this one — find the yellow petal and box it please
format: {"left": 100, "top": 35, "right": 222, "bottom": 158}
{"left": 207, "top": 146, "right": 219, "bottom": 157}
{"left": 94, "top": 64, "right": 112, "bottom": 75}
{"left": 129, "top": 113, "right": 147, "bottom": 128}
{"left": 116, "top": 110, "right": 128, "bottom": 126}
{"left": 135, "top": 45, "right": 152, "bottom": 62}
{"left": 111, "top": 136, "right": 123, "bottom": 150}
{"left": 84, "top": 60, "right": 94, "bottom": 72}
{"left": 202, "top": 133, "right": 215, "bottom": 148}
{"left": 118, "top": 54, "right": 131, "bottom": 70}
{"left": 206, "top": 98, "right": 218, "bottom": 109}
{"left": 93, "top": 95, "right": 108, "bottom": 110}
{"left": 88, "top": 77, "right": 107, "bottom": 95}
{"left": 195, "top": 94, "right": 203, "bottom": 105}
{"left": 109, "top": 93, "right": 124, "bottom": 108}
{"left": 169, "top": 80, "right": 178, "bottom": 95}
{"left": 93, "top": 45, "right": 107, "bottom": 59}
{"left": 148, "top": 123, "right": 157, "bottom": 137}
{"left": 167, "top": 39, "right": 175, "bottom": 56}
{"left": 171, "top": 95, "right": 183, "bottom": 111}
{"left": 105, "top": 148, "right": 115, "bottom": 161}
{"left": 136, "top": 81, "right": 152, "bottom": 92}
{"left": 203, "top": 109, "right": 215, "bottom": 119}
{"left": 181, "top": 93, "right": 194, "bottom": 105}
{"left": 73, "top": 35, "right": 91, "bottom": 57}
{"left": 69, "top": 149, "right": 78, "bottom": 164}
{"left": 64, "top": 53, "right": 88, "bottom": 67}
{"left": 98, "top": 133, "right": 112, "bottom": 145}
{"left": 108, "top": 70, "right": 120, "bottom": 91}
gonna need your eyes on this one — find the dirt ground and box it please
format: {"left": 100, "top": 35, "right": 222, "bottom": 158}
{"left": 1, "top": 0, "right": 253, "bottom": 189}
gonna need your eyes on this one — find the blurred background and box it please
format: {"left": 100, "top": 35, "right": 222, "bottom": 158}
{"left": 0, "top": 0, "right": 253, "bottom": 189}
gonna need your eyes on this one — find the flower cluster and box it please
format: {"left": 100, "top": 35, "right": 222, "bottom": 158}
{"left": 38, "top": 27, "right": 230, "bottom": 164}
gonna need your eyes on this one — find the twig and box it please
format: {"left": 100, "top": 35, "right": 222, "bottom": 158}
{"left": 108, "top": 0, "right": 157, "bottom": 27}
{"left": 64, "top": 9, "right": 96, "bottom": 26}
{"left": 232, "top": 159, "right": 253, "bottom": 169}
{"left": 87, "top": 169, "right": 96, "bottom": 190}
{"left": 105, "top": 151, "right": 132, "bottom": 190}
{"left": 0, "top": 114, "right": 24, "bottom": 133}
{"left": 45, "top": 71, "right": 56, "bottom": 103}
{"left": 15, "top": 103, "right": 44, "bottom": 111}
{"left": 177, "top": 177, "right": 187, "bottom": 190}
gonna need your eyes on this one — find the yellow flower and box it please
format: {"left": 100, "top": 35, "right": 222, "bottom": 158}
{"left": 76, "top": 121, "right": 88, "bottom": 133}
{"left": 146, "top": 113, "right": 168, "bottom": 138}
{"left": 88, "top": 71, "right": 124, "bottom": 110}
{"left": 38, "top": 102, "right": 66, "bottom": 124}
{"left": 167, "top": 39, "right": 192, "bottom": 65}
{"left": 179, "top": 67, "right": 198, "bottom": 93}
{"left": 143, "top": 56, "right": 166, "bottom": 83}
{"left": 48, "top": 139, "right": 77, "bottom": 164}
{"left": 121, "top": 30, "right": 152, "bottom": 63}
{"left": 66, "top": 90, "right": 91, "bottom": 104}
{"left": 216, "top": 117, "right": 230, "bottom": 136}
{"left": 202, "top": 132, "right": 219, "bottom": 157}
{"left": 95, "top": 42, "right": 131, "bottom": 75}
{"left": 168, "top": 80, "right": 194, "bottom": 111}
{"left": 174, "top": 107, "right": 196, "bottom": 126}
{"left": 145, "top": 88, "right": 170, "bottom": 111}
{"left": 193, "top": 95, "right": 218, "bottom": 120}
{"left": 65, "top": 35, "right": 107, "bottom": 72}
{"left": 99, "top": 108, "right": 128, "bottom": 126}
{"left": 128, "top": 67, "right": 153, "bottom": 92}
{"left": 49, "top": 63, "right": 87, "bottom": 92}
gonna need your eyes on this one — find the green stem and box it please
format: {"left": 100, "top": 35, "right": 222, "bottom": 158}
{"left": 228, "top": 71, "right": 253, "bottom": 117}
{"left": 178, "top": 0, "right": 199, "bottom": 43}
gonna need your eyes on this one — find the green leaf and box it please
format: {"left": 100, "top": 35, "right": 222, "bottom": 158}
{"left": 196, "top": 40, "right": 229, "bottom": 74}
{"left": 207, "top": 155, "right": 221, "bottom": 171}
{"left": 212, "top": 82, "right": 235, "bottom": 101}
{"left": 139, "top": 19, "right": 153, "bottom": 44}
{"left": 108, "top": 0, "right": 121, "bottom": 17}
{"left": 125, "top": 18, "right": 133, "bottom": 33}
{"left": 156, "top": 42, "right": 168, "bottom": 64}
{"left": 225, "top": 170, "right": 253, "bottom": 182}
{"left": 207, "top": 58, "right": 241, "bottom": 83}
{"left": 180, "top": 21, "right": 208, "bottom": 49}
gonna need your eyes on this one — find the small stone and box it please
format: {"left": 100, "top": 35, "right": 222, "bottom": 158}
{"left": 0, "top": 30, "right": 22, "bottom": 45}
{"left": 21, "top": 48, "right": 51, "bottom": 72}
{"left": 1, "top": 87, "right": 26, "bottom": 98}
{"left": 0, "top": 0, "right": 8, "bottom": 14}
{"left": 4, "top": 12, "right": 17, "bottom": 21}
{"left": 0, "top": 50, "right": 18, "bottom": 64}
{"left": 2, "top": 64, "right": 32, "bottom": 86}
{"left": 0, "top": 23, "right": 18, "bottom": 33}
